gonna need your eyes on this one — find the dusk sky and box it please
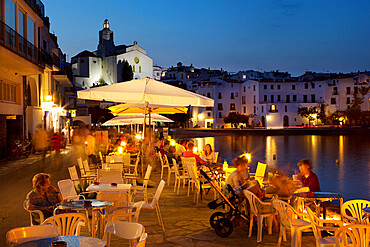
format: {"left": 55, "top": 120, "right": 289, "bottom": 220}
{"left": 46, "top": 0, "right": 370, "bottom": 76}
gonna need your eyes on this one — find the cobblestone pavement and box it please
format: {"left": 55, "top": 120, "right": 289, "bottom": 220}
{"left": 0, "top": 147, "right": 317, "bottom": 246}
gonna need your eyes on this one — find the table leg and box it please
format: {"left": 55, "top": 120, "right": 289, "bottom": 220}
{"left": 322, "top": 202, "right": 327, "bottom": 219}
{"left": 91, "top": 210, "right": 97, "bottom": 237}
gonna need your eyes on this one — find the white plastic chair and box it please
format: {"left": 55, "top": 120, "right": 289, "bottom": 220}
{"left": 23, "top": 199, "right": 44, "bottom": 226}
{"left": 341, "top": 199, "right": 370, "bottom": 224}
{"left": 181, "top": 157, "right": 197, "bottom": 196}
{"left": 243, "top": 189, "right": 276, "bottom": 242}
{"left": 130, "top": 165, "right": 153, "bottom": 199}
{"left": 83, "top": 159, "right": 97, "bottom": 175}
{"left": 99, "top": 176, "right": 124, "bottom": 184}
{"left": 68, "top": 166, "right": 92, "bottom": 188}
{"left": 185, "top": 162, "right": 216, "bottom": 206}
{"left": 134, "top": 232, "right": 148, "bottom": 247}
{"left": 111, "top": 201, "right": 144, "bottom": 223}
{"left": 124, "top": 154, "right": 140, "bottom": 180}
{"left": 335, "top": 224, "right": 370, "bottom": 247}
{"left": 271, "top": 198, "right": 312, "bottom": 247}
{"left": 6, "top": 224, "right": 60, "bottom": 245}
{"left": 132, "top": 180, "right": 166, "bottom": 231}
{"left": 159, "top": 153, "right": 174, "bottom": 184}
{"left": 104, "top": 221, "right": 145, "bottom": 247}
{"left": 42, "top": 213, "right": 87, "bottom": 236}
{"left": 306, "top": 206, "right": 343, "bottom": 247}
{"left": 97, "top": 191, "right": 130, "bottom": 222}
{"left": 173, "top": 159, "right": 189, "bottom": 195}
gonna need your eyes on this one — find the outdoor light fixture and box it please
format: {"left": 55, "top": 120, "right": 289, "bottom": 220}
{"left": 198, "top": 114, "right": 204, "bottom": 120}
{"left": 85, "top": 141, "right": 88, "bottom": 145}
{"left": 118, "top": 146, "right": 123, "bottom": 154}
{"left": 266, "top": 115, "right": 271, "bottom": 121}
{"left": 45, "top": 95, "right": 52, "bottom": 101}
{"left": 170, "top": 140, "right": 176, "bottom": 146}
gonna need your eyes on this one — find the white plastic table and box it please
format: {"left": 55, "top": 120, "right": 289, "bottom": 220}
{"left": 86, "top": 183, "right": 131, "bottom": 193}
{"left": 16, "top": 236, "right": 106, "bottom": 247}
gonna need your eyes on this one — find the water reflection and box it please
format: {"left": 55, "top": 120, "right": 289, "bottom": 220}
{"left": 189, "top": 135, "right": 369, "bottom": 200}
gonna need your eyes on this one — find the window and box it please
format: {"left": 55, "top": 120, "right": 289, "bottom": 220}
{"left": 269, "top": 104, "right": 277, "bottom": 112}
{"left": 18, "top": 10, "right": 25, "bottom": 37}
{"left": 292, "top": 85, "right": 296, "bottom": 90}
{"left": 303, "top": 95, "right": 308, "bottom": 103}
{"left": 0, "top": 81, "right": 19, "bottom": 104}
{"left": 218, "top": 92, "right": 222, "bottom": 99}
{"left": 254, "top": 106, "right": 256, "bottom": 113}
{"left": 264, "top": 95, "right": 267, "bottom": 102}
{"left": 139, "top": 66, "right": 142, "bottom": 73}
{"left": 333, "top": 87, "right": 338, "bottom": 95}
{"left": 346, "top": 87, "right": 351, "bottom": 94}
{"left": 311, "top": 95, "right": 315, "bottom": 103}
{"left": 243, "top": 87, "right": 246, "bottom": 92}
{"left": 230, "top": 93, "right": 234, "bottom": 99}
{"left": 253, "top": 85, "right": 256, "bottom": 91}
{"left": 218, "top": 103, "right": 223, "bottom": 110}
{"left": 312, "top": 83, "right": 315, "bottom": 89}
{"left": 5, "top": 0, "right": 15, "bottom": 29}
{"left": 253, "top": 95, "right": 256, "bottom": 104}
{"left": 207, "top": 92, "right": 211, "bottom": 98}
{"left": 27, "top": 17, "right": 35, "bottom": 44}
{"left": 277, "top": 95, "right": 281, "bottom": 102}
{"left": 207, "top": 112, "right": 211, "bottom": 117}
{"left": 346, "top": 97, "right": 351, "bottom": 104}
{"left": 230, "top": 103, "right": 236, "bottom": 111}
{"left": 243, "top": 107, "right": 246, "bottom": 113}
{"left": 132, "top": 65, "right": 135, "bottom": 72}
{"left": 271, "top": 95, "right": 274, "bottom": 103}
{"left": 292, "top": 95, "right": 297, "bottom": 102}
{"left": 331, "top": 98, "right": 336, "bottom": 104}
{"left": 242, "top": 96, "right": 246, "bottom": 104}
{"left": 271, "top": 85, "right": 274, "bottom": 90}
{"left": 285, "top": 105, "right": 287, "bottom": 112}
{"left": 354, "top": 87, "right": 358, "bottom": 94}
{"left": 219, "top": 112, "right": 222, "bottom": 118}
{"left": 285, "top": 95, "right": 290, "bottom": 103}
{"left": 235, "top": 92, "right": 238, "bottom": 97}
{"left": 305, "top": 83, "right": 308, "bottom": 89}
{"left": 264, "top": 85, "right": 267, "bottom": 90}
{"left": 231, "top": 84, "right": 233, "bottom": 88}
{"left": 277, "top": 85, "right": 281, "bottom": 90}
{"left": 261, "top": 105, "right": 264, "bottom": 113}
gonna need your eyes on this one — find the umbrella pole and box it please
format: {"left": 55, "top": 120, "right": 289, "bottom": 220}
{"left": 141, "top": 101, "right": 148, "bottom": 176}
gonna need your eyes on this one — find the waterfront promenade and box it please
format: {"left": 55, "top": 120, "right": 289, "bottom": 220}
{"left": 0, "top": 146, "right": 319, "bottom": 246}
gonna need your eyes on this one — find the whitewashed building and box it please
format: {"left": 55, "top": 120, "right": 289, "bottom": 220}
{"left": 72, "top": 19, "right": 153, "bottom": 88}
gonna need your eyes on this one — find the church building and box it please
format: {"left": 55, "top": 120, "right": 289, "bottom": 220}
{"left": 72, "top": 19, "right": 153, "bottom": 88}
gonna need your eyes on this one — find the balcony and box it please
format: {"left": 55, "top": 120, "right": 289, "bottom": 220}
{"left": 24, "top": 0, "right": 45, "bottom": 18}
{"left": 0, "top": 20, "right": 46, "bottom": 68}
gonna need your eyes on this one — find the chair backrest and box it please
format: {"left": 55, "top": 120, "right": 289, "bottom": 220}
{"left": 68, "top": 166, "right": 81, "bottom": 187}
{"left": 243, "top": 189, "right": 265, "bottom": 215}
{"left": 97, "top": 191, "right": 129, "bottom": 207}
{"left": 172, "top": 159, "right": 180, "bottom": 176}
{"left": 98, "top": 169, "right": 123, "bottom": 181}
{"left": 271, "top": 198, "right": 299, "bottom": 230}
{"left": 181, "top": 157, "right": 196, "bottom": 167}
{"left": 106, "top": 155, "right": 124, "bottom": 163}
{"left": 164, "top": 154, "right": 170, "bottom": 166}
{"left": 158, "top": 152, "right": 167, "bottom": 168}
{"left": 341, "top": 199, "right": 370, "bottom": 224}
{"left": 42, "top": 213, "right": 87, "bottom": 236}
{"left": 122, "top": 153, "right": 131, "bottom": 166}
{"left": 335, "top": 224, "right": 370, "bottom": 247}
{"left": 104, "top": 221, "right": 144, "bottom": 246}
{"left": 58, "top": 179, "right": 78, "bottom": 201}
{"left": 6, "top": 224, "right": 60, "bottom": 245}
{"left": 255, "top": 162, "right": 267, "bottom": 183}
{"left": 214, "top": 152, "right": 219, "bottom": 163}
{"left": 112, "top": 201, "right": 144, "bottom": 223}
{"left": 305, "top": 206, "right": 323, "bottom": 245}
{"left": 77, "top": 157, "right": 85, "bottom": 176}
{"left": 134, "top": 232, "right": 148, "bottom": 247}
{"left": 99, "top": 151, "right": 104, "bottom": 163}
{"left": 143, "top": 165, "right": 153, "bottom": 187}
{"left": 150, "top": 180, "right": 166, "bottom": 207}
{"left": 99, "top": 176, "right": 124, "bottom": 184}
{"left": 83, "top": 159, "right": 92, "bottom": 173}
{"left": 184, "top": 163, "right": 195, "bottom": 181}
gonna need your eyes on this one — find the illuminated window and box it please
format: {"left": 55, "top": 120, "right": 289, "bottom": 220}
{"left": 230, "top": 103, "right": 235, "bottom": 111}
{"left": 270, "top": 104, "right": 277, "bottom": 112}
{"left": 139, "top": 66, "right": 142, "bottom": 73}
{"left": 331, "top": 98, "right": 336, "bottom": 104}
{"left": 218, "top": 103, "right": 223, "bottom": 110}
{"left": 132, "top": 65, "right": 135, "bottom": 72}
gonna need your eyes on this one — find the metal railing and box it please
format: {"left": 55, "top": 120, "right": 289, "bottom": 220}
{"left": 0, "top": 20, "right": 47, "bottom": 68}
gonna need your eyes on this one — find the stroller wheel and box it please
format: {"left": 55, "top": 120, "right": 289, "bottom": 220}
{"left": 210, "top": 212, "right": 225, "bottom": 228}
{"left": 214, "top": 218, "right": 233, "bottom": 238}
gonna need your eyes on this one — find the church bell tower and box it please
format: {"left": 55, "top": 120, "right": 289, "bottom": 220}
{"left": 97, "top": 19, "right": 115, "bottom": 57}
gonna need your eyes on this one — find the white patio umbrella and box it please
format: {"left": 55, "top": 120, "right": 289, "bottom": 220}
{"left": 102, "top": 114, "right": 174, "bottom": 126}
{"left": 109, "top": 103, "right": 188, "bottom": 115}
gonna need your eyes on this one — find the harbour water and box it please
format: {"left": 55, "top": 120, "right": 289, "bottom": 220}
{"left": 192, "top": 135, "right": 370, "bottom": 201}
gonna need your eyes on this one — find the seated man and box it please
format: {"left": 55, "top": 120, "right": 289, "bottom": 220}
{"left": 182, "top": 142, "right": 207, "bottom": 165}
{"left": 26, "top": 173, "right": 63, "bottom": 224}
{"left": 297, "top": 159, "right": 321, "bottom": 192}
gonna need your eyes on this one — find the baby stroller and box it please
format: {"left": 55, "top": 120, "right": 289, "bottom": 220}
{"left": 200, "top": 170, "right": 249, "bottom": 237}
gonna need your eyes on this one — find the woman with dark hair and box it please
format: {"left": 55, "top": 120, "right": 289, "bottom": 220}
{"left": 202, "top": 144, "right": 215, "bottom": 163}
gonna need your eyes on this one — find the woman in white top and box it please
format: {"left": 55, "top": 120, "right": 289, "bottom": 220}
{"left": 202, "top": 144, "right": 215, "bottom": 163}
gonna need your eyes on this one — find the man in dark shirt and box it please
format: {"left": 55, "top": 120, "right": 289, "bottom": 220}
{"left": 298, "top": 159, "right": 321, "bottom": 192}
